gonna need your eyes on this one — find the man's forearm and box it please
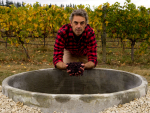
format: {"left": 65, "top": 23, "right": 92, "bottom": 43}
{"left": 84, "top": 61, "right": 95, "bottom": 69}
{"left": 56, "top": 61, "right": 67, "bottom": 70}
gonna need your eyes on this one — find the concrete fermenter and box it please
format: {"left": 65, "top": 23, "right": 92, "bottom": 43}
{"left": 2, "top": 68, "right": 148, "bottom": 113}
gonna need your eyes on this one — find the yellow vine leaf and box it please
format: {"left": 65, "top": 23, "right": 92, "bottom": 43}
{"left": 15, "top": 43, "right": 19, "bottom": 47}
{"left": 0, "top": 19, "right": 3, "bottom": 22}
{"left": 26, "top": 39, "right": 30, "bottom": 43}
{"left": 34, "top": 23, "right": 38, "bottom": 28}
{"left": 148, "top": 38, "right": 150, "bottom": 43}
{"left": 28, "top": 17, "right": 32, "bottom": 21}
{"left": 5, "top": 27, "right": 9, "bottom": 31}
{"left": 144, "top": 34, "right": 147, "bottom": 38}
{"left": 47, "top": 16, "right": 50, "bottom": 20}
{"left": 11, "top": 41, "right": 13, "bottom": 46}
{"left": 105, "top": 21, "right": 109, "bottom": 26}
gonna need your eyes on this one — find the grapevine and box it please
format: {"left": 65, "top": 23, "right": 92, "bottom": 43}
{"left": 0, "top": 0, "right": 150, "bottom": 61}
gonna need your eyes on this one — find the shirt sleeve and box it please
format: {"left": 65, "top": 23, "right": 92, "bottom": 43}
{"left": 53, "top": 31, "right": 65, "bottom": 67}
{"left": 87, "top": 30, "right": 98, "bottom": 66}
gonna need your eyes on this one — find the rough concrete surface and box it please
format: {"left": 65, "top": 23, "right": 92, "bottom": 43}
{"left": 1, "top": 85, "right": 150, "bottom": 113}
{"left": 2, "top": 68, "right": 148, "bottom": 113}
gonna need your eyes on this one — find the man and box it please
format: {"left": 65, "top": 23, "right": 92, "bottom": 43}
{"left": 53, "top": 9, "right": 97, "bottom": 75}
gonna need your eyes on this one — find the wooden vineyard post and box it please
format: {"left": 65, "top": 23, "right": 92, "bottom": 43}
{"left": 101, "top": 6, "right": 107, "bottom": 63}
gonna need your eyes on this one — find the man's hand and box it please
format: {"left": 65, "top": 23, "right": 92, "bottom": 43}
{"left": 84, "top": 61, "right": 95, "bottom": 69}
{"left": 78, "top": 63, "right": 85, "bottom": 75}
{"left": 77, "top": 61, "right": 94, "bottom": 75}
{"left": 56, "top": 61, "right": 95, "bottom": 76}
{"left": 66, "top": 62, "right": 84, "bottom": 76}
{"left": 67, "top": 69, "right": 72, "bottom": 76}
{"left": 56, "top": 61, "right": 67, "bottom": 70}
{"left": 56, "top": 62, "right": 72, "bottom": 75}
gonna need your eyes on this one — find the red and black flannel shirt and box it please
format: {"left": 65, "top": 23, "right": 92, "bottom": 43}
{"left": 53, "top": 24, "right": 98, "bottom": 67}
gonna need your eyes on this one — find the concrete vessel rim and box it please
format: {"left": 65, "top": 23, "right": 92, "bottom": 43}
{"left": 2, "top": 68, "right": 147, "bottom": 97}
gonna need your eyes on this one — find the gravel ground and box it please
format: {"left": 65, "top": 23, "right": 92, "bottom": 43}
{"left": 0, "top": 86, "right": 42, "bottom": 113}
{"left": 0, "top": 85, "right": 150, "bottom": 113}
{"left": 101, "top": 86, "right": 150, "bottom": 113}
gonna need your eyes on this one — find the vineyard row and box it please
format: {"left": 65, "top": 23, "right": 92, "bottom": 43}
{"left": 0, "top": 0, "right": 150, "bottom": 61}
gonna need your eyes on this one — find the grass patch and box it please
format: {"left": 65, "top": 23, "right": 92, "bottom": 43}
{"left": 0, "top": 37, "right": 150, "bottom": 85}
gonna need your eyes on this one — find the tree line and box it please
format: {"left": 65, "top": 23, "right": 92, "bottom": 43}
{"left": 0, "top": 0, "right": 79, "bottom": 8}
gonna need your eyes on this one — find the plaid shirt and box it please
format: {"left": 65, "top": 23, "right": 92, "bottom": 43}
{"left": 53, "top": 24, "right": 98, "bottom": 67}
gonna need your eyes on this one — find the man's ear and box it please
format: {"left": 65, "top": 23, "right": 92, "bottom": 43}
{"left": 85, "top": 21, "right": 87, "bottom": 25}
{"left": 70, "top": 20, "right": 72, "bottom": 26}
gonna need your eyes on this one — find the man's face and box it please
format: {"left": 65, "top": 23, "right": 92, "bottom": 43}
{"left": 70, "top": 15, "right": 87, "bottom": 36}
